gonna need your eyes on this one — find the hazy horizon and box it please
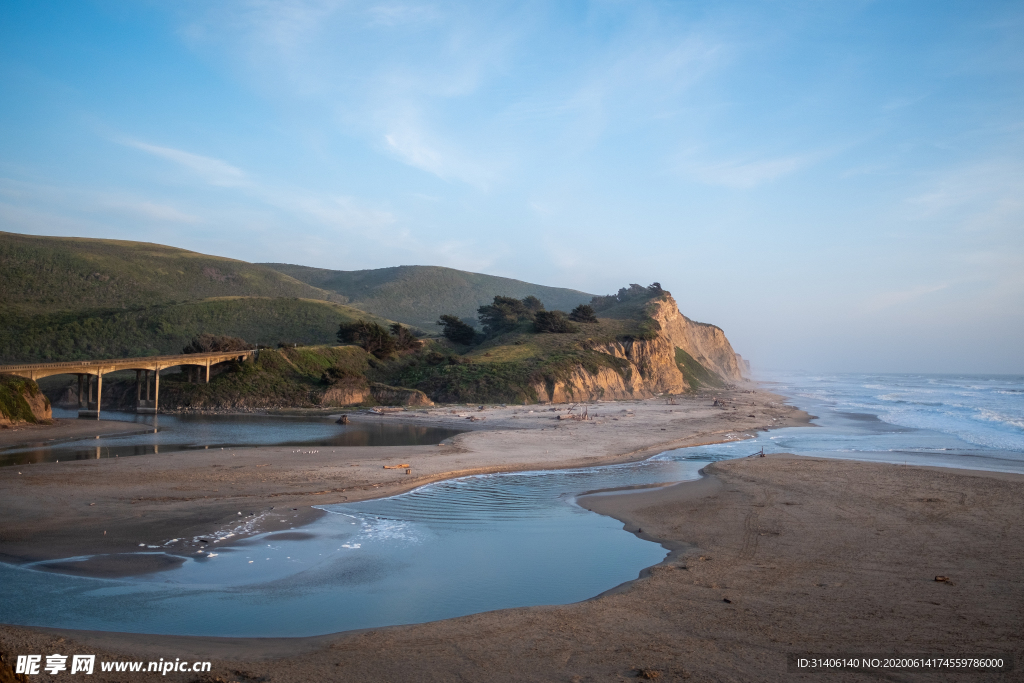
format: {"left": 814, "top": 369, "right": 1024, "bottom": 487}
{"left": 2, "top": 1, "right": 1021, "bottom": 374}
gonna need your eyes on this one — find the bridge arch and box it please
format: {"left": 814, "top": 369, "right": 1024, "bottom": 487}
{"left": 0, "top": 350, "right": 255, "bottom": 418}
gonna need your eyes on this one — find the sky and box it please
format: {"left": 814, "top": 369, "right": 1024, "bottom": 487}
{"left": 1, "top": 1, "right": 1022, "bottom": 374}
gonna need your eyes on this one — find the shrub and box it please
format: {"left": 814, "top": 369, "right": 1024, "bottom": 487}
{"left": 568, "top": 304, "right": 598, "bottom": 323}
{"left": 337, "top": 320, "right": 397, "bottom": 359}
{"left": 389, "top": 323, "right": 420, "bottom": 351}
{"left": 533, "top": 310, "right": 578, "bottom": 333}
{"left": 437, "top": 314, "right": 478, "bottom": 345}
{"left": 183, "top": 333, "right": 250, "bottom": 354}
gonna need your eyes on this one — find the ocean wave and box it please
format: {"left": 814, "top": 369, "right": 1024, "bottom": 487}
{"left": 975, "top": 409, "right": 1024, "bottom": 430}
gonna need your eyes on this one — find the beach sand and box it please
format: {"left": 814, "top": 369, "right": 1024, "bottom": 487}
{"left": 0, "top": 388, "right": 799, "bottom": 572}
{"left": 2, "top": 391, "right": 1021, "bottom": 681}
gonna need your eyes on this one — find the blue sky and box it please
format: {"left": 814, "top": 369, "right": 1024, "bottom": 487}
{"left": 1, "top": 1, "right": 1022, "bottom": 373}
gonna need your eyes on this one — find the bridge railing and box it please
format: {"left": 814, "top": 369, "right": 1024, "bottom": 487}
{"left": 0, "top": 349, "right": 255, "bottom": 373}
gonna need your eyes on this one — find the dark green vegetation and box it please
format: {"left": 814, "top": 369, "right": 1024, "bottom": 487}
{"left": 674, "top": 348, "right": 726, "bottom": 390}
{"left": 478, "top": 295, "right": 540, "bottom": 335}
{"left": 569, "top": 304, "right": 598, "bottom": 323}
{"left": 0, "top": 375, "right": 49, "bottom": 423}
{"left": 437, "top": 315, "right": 478, "bottom": 345}
{"left": 182, "top": 333, "right": 251, "bottom": 354}
{"left": 264, "top": 263, "right": 593, "bottom": 331}
{"left": 337, "top": 321, "right": 419, "bottom": 359}
{"left": 533, "top": 310, "right": 577, "bottom": 334}
{"left": 0, "top": 297, "right": 390, "bottom": 363}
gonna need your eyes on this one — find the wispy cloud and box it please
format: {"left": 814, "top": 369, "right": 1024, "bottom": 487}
{"left": 904, "top": 159, "right": 1024, "bottom": 234}
{"left": 678, "top": 151, "right": 821, "bottom": 189}
{"left": 121, "top": 139, "right": 247, "bottom": 187}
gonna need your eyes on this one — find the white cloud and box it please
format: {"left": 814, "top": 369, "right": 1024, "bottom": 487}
{"left": 121, "top": 139, "right": 248, "bottom": 187}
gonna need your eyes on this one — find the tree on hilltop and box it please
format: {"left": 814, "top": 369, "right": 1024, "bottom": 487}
{"left": 437, "top": 314, "right": 478, "bottom": 345}
{"left": 389, "top": 323, "right": 420, "bottom": 351}
{"left": 568, "top": 304, "right": 598, "bottom": 323}
{"left": 337, "top": 320, "right": 397, "bottom": 359}
{"left": 534, "top": 310, "right": 578, "bottom": 333}
{"left": 478, "top": 295, "right": 539, "bottom": 336}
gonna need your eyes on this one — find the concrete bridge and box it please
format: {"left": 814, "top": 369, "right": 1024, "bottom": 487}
{"left": 0, "top": 350, "right": 256, "bottom": 418}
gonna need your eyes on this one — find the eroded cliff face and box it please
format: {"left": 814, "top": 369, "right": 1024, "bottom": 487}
{"left": 649, "top": 295, "right": 745, "bottom": 381}
{"left": 530, "top": 294, "right": 744, "bottom": 403}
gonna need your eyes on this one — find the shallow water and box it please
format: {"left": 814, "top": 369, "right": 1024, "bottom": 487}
{"left": 752, "top": 372, "right": 1024, "bottom": 474}
{"left": 0, "top": 409, "right": 464, "bottom": 467}
{"left": 0, "top": 373, "right": 1020, "bottom": 636}
{"left": 0, "top": 456, "right": 708, "bottom": 637}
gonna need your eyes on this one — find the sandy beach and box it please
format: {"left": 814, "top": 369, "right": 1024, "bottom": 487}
{"left": 2, "top": 389, "right": 1022, "bottom": 681}
{"left": 0, "top": 387, "right": 799, "bottom": 572}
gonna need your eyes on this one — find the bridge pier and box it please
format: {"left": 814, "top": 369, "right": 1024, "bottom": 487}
{"left": 78, "top": 373, "right": 102, "bottom": 419}
{"left": 136, "top": 369, "right": 159, "bottom": 414}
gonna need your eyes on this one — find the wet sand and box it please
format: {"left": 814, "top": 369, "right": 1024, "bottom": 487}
{"left": 0, "top": 417, "right": 152, "bottom": 450}
{"left": 3, "top": 453, "right": 1022, "bottom": 682}
{"left": 0, "top": 387, "right": 802, "bottom": 573}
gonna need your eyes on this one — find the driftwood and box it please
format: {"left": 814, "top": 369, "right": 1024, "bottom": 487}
{"left": 383, "top": 464, "right": 411, "bottom": 469}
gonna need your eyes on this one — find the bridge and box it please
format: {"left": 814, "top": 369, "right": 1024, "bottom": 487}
{"left": 0, "top": 350, "right": 256, "bottom": 418}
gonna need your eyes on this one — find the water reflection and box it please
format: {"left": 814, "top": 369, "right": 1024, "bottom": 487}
{"left": 0, "top": 409, "right": 463, "bottom": 467}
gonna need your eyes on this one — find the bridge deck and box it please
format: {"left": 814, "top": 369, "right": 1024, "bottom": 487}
{"left": 0, "top": 350, "right": 256, "bottom": 381}
{"left": 0, "top": 349, "right": 257, "bottom": 418}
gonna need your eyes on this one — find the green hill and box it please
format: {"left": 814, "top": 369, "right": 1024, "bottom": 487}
{"left": 0, "top": 297, "right": 392, "bottom": 363}
{"left": 262, "top": 264, "right": 594, "bottom": 332}
{"left": 0, "top": 231, "right": 340, "bottom": 315}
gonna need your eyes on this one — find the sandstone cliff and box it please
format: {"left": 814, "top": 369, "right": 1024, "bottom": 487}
{"left": 529, "top": 294, "right": 744, "bottom": 403}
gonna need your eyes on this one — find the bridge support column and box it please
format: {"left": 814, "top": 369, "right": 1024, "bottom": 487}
{"left": 206, "top": 359, "right": 211, "bottom": 383}
{"left": 79, "top": 373, "right": 101, "bottom": 419}
{"left": 154, "top": 367, "right": 160, "bottom": 413}
{"left": 137, "top": 369, "right": 158, "bottom": 414}
{"left": 78, "top": 374, "right": 85, "bottom": 408}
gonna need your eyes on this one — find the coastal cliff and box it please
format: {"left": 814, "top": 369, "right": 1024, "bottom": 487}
{"left": 527, "top": 293, "right": 745, "bottom": 403}
{"left": 0, "top": 375, "right": 52, "bottom": 426}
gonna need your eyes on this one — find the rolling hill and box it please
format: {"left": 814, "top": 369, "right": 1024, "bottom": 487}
{"left": 262, "top": 264, "right": 595, "bottom": 332}
{"left": 0, "top": 231, "right": 341, "bottom": 316}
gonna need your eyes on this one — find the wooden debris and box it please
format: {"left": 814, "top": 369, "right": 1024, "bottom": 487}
{"left": 383, "top": 464, "right": 411, "bottom": 469}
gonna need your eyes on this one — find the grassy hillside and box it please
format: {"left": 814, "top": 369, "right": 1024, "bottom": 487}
{"left": 0, "top": 231, "right": 340, "bottom": 315}
{"left": 155, "top": 346, "right": 373, "bottom": 410}
{"left": 263, "top": 263, "right": 594, "bottom": 331}
{"left": 0, "top": 297, "right": 392, "bottom": 364}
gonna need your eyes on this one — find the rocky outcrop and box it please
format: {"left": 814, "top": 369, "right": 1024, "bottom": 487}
{"left": 370, "top": 383, "right": 434, "bottom": 407}
{"left": 320, "top": 378, "right": 371, "bottom": 406}
{"left": 0, "top": 375, "right": 52, "bottom": 425}
{"left": 527, "top": 294, "right": 744, "bottom": 403}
